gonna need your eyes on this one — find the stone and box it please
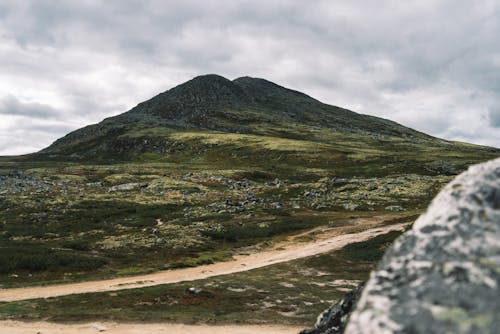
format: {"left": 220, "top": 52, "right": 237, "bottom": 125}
{"left": 91, "top": 323, "right": 107, "bottom": 332}
{"left": 300, "top": 283, "right": 365, "bottom": 334}
{"left": 86, "top": 182, "right": 102, "bottom": 187}
{"left": 345, "top": 158, "right": 500, "bottom": 334}
{"left": 188, "top": 287, "right": 203, "bottom": 294}
{"left": 270, "top": 201, "right": 282, "bottom": 209}
{"left": 108, "top": 183, "right": 139, "bottom": 192}
{"left": 384, "top": 205, "right": 404, "bottom": 212}
{"left": 342, "top": 203, "right": 359, "bottom": 211}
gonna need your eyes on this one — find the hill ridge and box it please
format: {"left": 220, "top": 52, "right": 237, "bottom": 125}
{"left": 38, "top": 74, "right": 499, "bottom": 170}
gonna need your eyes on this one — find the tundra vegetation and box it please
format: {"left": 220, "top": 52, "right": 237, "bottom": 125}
{"left": 0, "top": 75, "right": 498, "bottom": 326}
{"left": 0, "top": 230, "right": 405, "bottom": 325}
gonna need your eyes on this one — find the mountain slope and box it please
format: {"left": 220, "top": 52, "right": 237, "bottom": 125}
{"left": 37, "top": 74, "right": 499, "bottom": 176}
{"left": 0, "top": 74, "right": 498, "bottom": 295}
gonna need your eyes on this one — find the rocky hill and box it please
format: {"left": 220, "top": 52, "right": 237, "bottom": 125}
{"left": 0, "top": 75, "right": 499, "bottom": 329}
{"left": 31, "top": 74, "right": 499, "bottom": 177}
{"left": 43, "top": 74, "right": 430, "bottom": 153}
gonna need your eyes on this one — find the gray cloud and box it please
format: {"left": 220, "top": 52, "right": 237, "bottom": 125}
{"left": 0, "top": 0, "right": 499, "bottom": 155}
{"left": 0, "top": 95, "right": 59, "bottom": 118}
{"left": 490, "top": 108, "right": 500, "bottom": 127}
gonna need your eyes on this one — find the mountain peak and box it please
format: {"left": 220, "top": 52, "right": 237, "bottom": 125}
{"left": 151, "top": 74, "right": 315, "bottom": 108}
{"left": 168, "top": 74, "right": 243, "bottom": 100}
{"left": 188, "top": 74, "right": 232, "bottom": 85}
{"left": 233, "top": 76, "right": 317, "bottom": 102}
{"left": 129, "top": 74, "right": 246, "bottom": 120}
{"left": 233, "top": 75, "right": 272, "bottom": 84}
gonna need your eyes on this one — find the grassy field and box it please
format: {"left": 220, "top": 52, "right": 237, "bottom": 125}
{"left": 0, "top": 230, "right": 404, "bottom": 326}
{"left": 0, "top": 153, "right": 450, "bottom": 288}
{"left": 0, "top": 121, "right": 497, "bottom": 298}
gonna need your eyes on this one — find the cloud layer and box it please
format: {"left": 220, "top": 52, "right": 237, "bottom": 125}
{"left": 0, "top": 0, "right": 499, "bottom": 155}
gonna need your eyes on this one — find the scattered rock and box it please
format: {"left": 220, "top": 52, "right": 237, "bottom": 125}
{"left": 266, "top": 178, "right": 285, "bottom": 188}
{"left": 86, "top": 182, "right": 102, "bottom": 187}
{"left": 188, "top": 287, "right": 203, "bottom": 294}
{"left": 91, "top": 323, "right": 107, "bottom": 332}
{"left": 246, "top": 192, "right": 257, "bottom": 201}
{"left": 270, "top": 201, "right": 282, "bottom": 209}
{"left": 108, "top": 183, "right": 140, "bottom": 192}
{"left": 342, "top": 203, "right": 359, "bottom": 211}
{"left": 384, "top": 205, "right": 404, "bottom": 212}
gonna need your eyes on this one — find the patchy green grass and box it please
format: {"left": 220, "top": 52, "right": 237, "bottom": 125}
{"left": 0, "top": 245, "right": 107, "bottom": 274}
{"left": 0, "top": 78, "right": 497, "bottom": 326}
{"left": 0, "top": 152, "right": 444, "bottom": 288}
{"left": 0, "top": 231, "right": 403, "bottom": 326}
{"left": 0, "top": 122, "right": 497, "bottom": 288}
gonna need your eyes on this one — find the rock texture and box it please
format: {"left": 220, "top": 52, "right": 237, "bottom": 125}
{"left": 300, "top": 283, "right": 365, "bottom": 334}
{"left": 343, "top": 157, "right": 500, "bottom": 333}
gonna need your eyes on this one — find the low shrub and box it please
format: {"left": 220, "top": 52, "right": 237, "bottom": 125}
{"left": 0, "top": 246, "right": 107, "bottom": 274}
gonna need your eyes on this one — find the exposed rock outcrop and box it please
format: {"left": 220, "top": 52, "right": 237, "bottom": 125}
{"left": 304, "top": 157, "right": 500, "bottom": 334}
{"left": 300, "top": 283, "right": 364, "bottom": 334}
{"left": 346, "top": 157, "right": 500, "bottom": 333}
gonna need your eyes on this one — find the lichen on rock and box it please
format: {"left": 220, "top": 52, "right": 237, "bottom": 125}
{"left": 344, "top": 158, "right": 500, "bottom": 333}
{"left": 300, "top": 283, "right": 365, "bottom": 334}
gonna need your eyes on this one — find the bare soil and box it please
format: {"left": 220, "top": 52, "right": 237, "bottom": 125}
{"left": 0, "top": 320, "right": 302, "bottom": 334}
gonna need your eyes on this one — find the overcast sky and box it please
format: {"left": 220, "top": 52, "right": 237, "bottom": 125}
{"left": 1, "top": 0, "right": 499, "bottom": 155}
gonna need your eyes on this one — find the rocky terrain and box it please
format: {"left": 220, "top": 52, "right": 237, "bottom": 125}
{"left": 18, "top": 74, "right": 497, "bottom": 177}
{"left": 0, "top": 163, "right": 431, "bottom": 287}
{"left": 0, "top": 75, "right": 499, "bottom": 329}
{"left": 303, "top": 157, "right": 500, "bottom": 333}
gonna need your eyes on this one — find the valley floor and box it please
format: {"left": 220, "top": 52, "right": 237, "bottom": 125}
{"left": 0, "top": 217, "right": 408, "bottom": 302}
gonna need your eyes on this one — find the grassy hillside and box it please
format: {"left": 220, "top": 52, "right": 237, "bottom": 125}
{"left": 0, "top": 74, "right": 498, "bottom": 287}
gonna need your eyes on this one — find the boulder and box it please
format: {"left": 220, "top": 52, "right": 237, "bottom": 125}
{"left": 300, "top": 283, "right": 364, "bottom": 334}
{"left": 345, "top": 158, "right": 500, "bottom": 333}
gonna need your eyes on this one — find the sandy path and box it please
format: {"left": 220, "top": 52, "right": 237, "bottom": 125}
{"left": 0, "top": 320, "right": 302, "bottom": 334}
{"left": 0, "top": 219, "right": 408, "bottom": 302}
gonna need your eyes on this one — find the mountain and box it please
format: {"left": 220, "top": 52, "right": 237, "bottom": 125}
{"left": 0, "top": 75, "right": 499, "bottom": 319}
{"left": 36, "top": 74, "right": 499, "bottom": 177}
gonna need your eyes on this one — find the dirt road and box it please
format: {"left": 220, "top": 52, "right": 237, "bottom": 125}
{"left": 0, "top": 320, "right": 302, "bottom": 334}
{"left": 0, "top": 218, "right": 408, "bottom": 302}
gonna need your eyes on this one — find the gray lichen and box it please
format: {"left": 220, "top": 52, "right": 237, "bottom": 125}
{"left": 345, "top": 158, "right": 500, "bottom": 334}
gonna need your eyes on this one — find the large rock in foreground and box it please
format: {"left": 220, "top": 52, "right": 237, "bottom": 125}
{"left": 344, "top": 158, "right": 500, "bottom": 333}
